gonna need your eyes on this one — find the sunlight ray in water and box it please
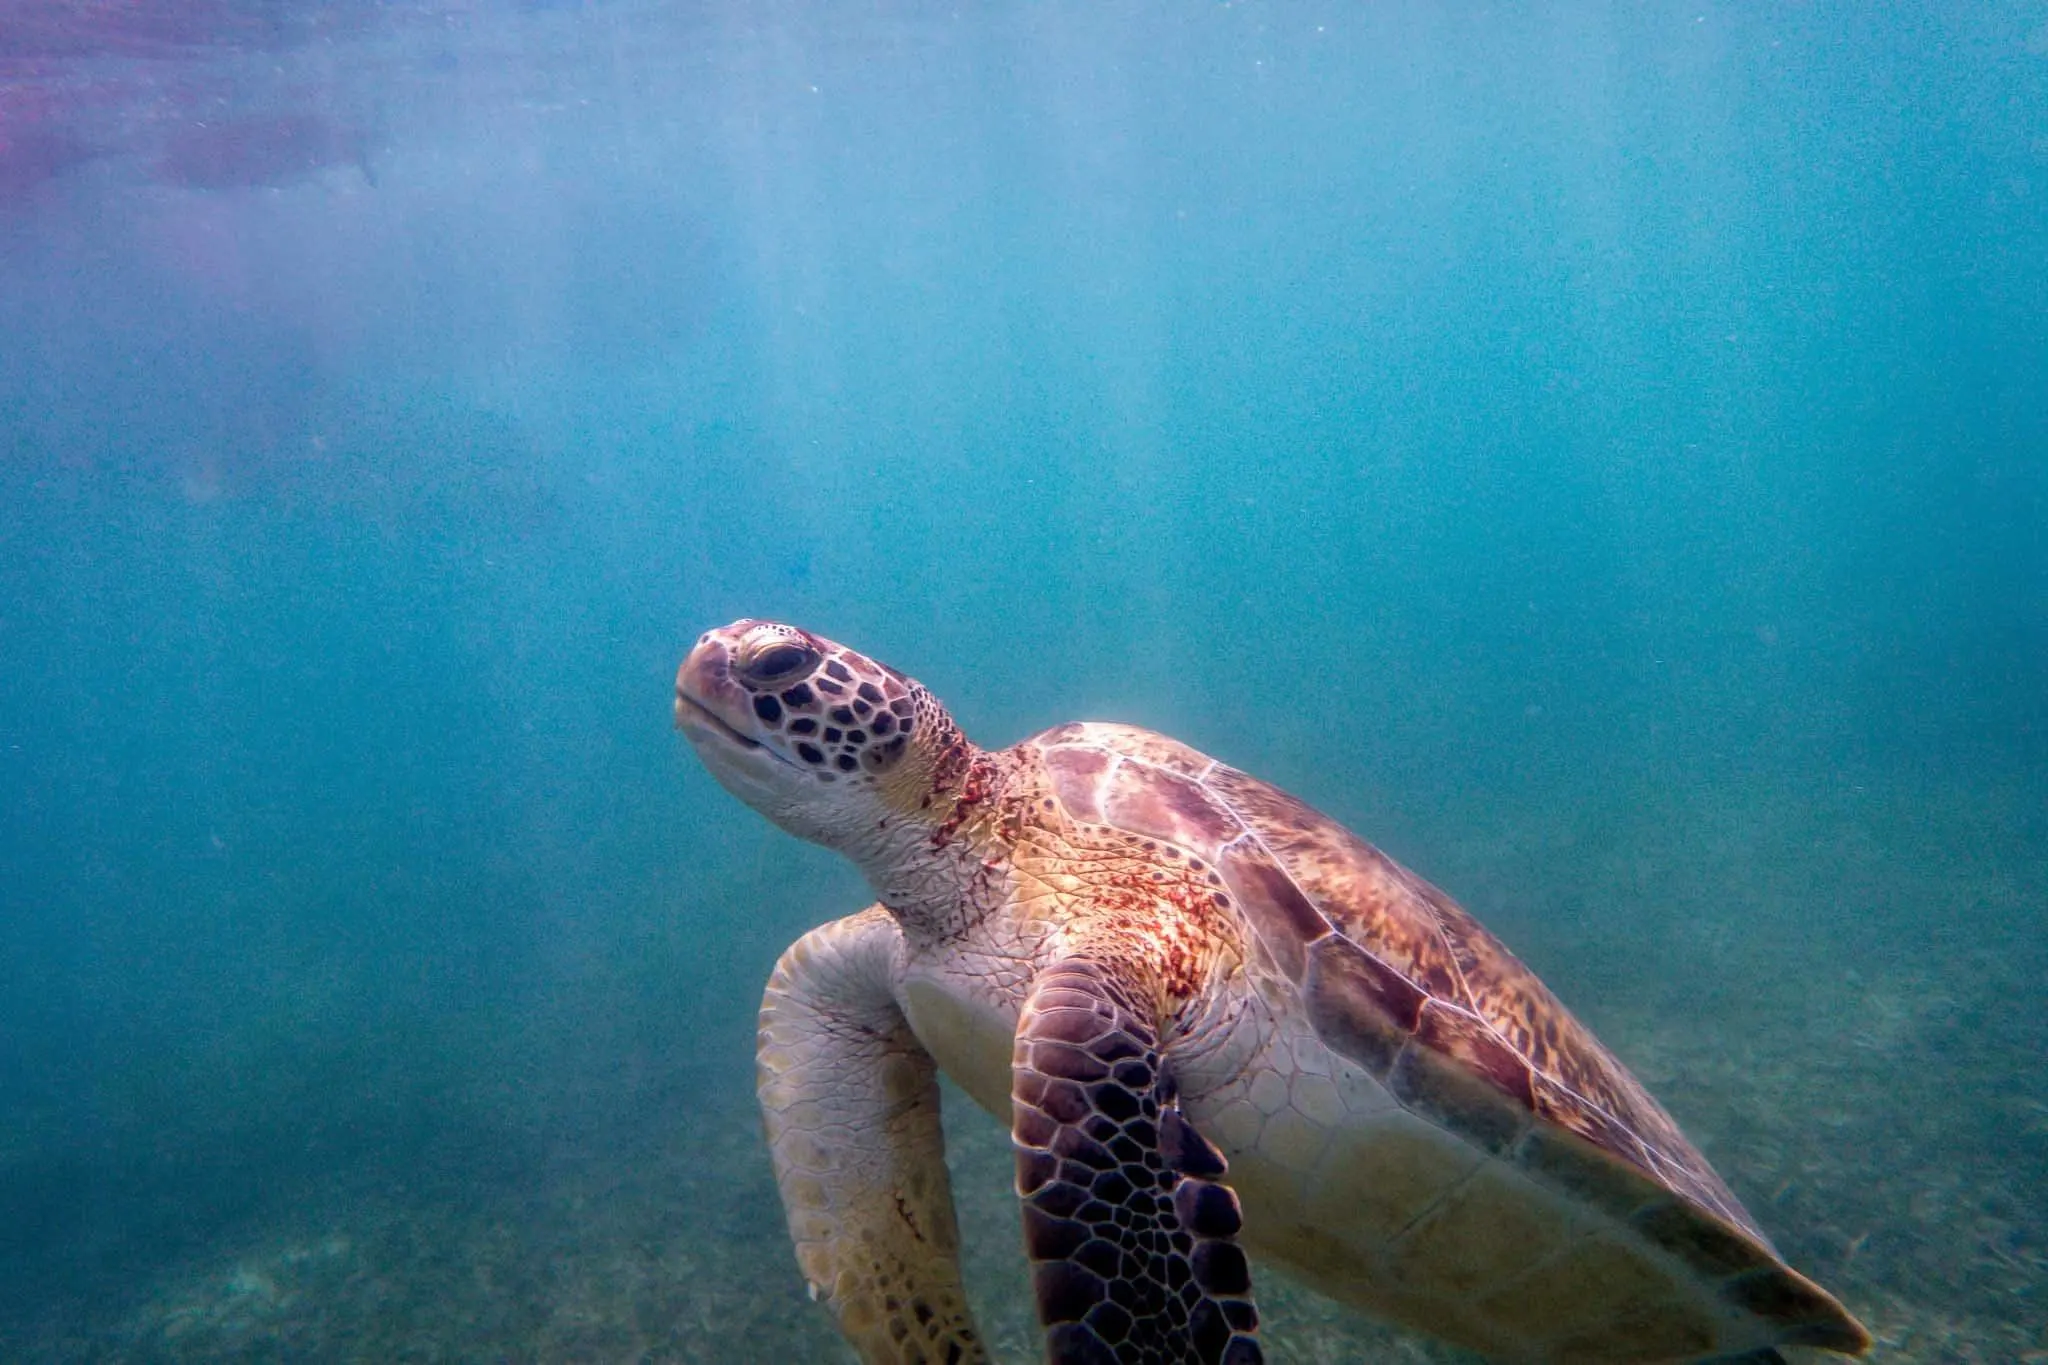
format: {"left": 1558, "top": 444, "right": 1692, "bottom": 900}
{"left": 0, "top": 2, "right": 2041, "bottom": 1361}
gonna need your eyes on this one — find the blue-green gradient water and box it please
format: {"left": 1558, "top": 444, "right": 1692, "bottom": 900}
{"left": 2, "top": 3, "right": 2043, "bottom": 1360}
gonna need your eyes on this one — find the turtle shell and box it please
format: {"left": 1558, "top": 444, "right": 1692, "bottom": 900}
{"left": 1033, "top": 721, "right": 1870, "bottom": 1360}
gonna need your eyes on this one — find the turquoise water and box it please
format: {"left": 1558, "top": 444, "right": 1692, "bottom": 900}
{"left": 2, "top": 3, "right": 2043, "bottom": 1360}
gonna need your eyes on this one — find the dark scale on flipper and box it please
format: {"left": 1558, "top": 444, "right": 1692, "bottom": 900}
{"left": 1013, "top": 960, "right": 1261, "bottom": 1365}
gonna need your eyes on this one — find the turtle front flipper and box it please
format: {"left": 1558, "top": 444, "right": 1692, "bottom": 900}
{"left": 758, "top": 906, "right": 988, "bottom": 1365}
{"left": 1012, "top": 959, "right": 1262, "bottom": 1365}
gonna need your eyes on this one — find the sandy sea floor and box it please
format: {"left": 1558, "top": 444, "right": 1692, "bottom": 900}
{"left": 9, "top": 768, "right": 2043, "bottom": 1363}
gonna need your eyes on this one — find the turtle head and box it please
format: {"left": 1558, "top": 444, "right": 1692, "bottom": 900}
{"left": 675, "top": 619, "right": 967, "bottom": 849}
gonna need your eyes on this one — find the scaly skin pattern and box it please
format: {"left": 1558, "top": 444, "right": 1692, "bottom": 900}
{"left": 758, "top": 906, "right": 989, "bottom": 1365}
{"left": 675, "top": 621, "right": 1871, "bottom": 1365}
{"left": 1013, "top": 958, "right": 1262, "bottom": 1365}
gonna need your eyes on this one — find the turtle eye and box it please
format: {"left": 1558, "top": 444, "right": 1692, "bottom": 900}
{"left": 739, "top": 642, "right": 819, "bottom": 686}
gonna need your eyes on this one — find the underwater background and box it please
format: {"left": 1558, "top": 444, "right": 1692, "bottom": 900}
{"left": 2, "top": 2, "right": 2043, "bottom": 1360}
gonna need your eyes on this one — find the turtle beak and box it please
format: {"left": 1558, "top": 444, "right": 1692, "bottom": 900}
{"left": 675, "top": 634, "right": 749, "bottom": 740}
{"left": 675, "top": 629, "right": 803, "bottom": 778}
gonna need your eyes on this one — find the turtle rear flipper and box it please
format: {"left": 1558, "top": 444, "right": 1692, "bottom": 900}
{"left": 757, "top": 906, "right": 988, "bottom": 1365}
{"left": 1013, "top": 958, "right": 1262, "bottom": 1365}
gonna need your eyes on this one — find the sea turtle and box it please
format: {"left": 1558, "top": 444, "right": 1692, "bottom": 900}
{"left": 674, "top": 619, "right": 1871, "bottom": 1365}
